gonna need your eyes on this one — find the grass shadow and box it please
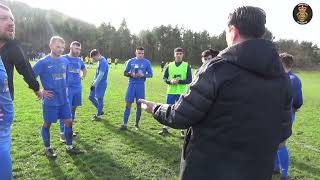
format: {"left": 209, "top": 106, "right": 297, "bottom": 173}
{"left": 48, "top": 158, "right": 67, "bottom": 180}
{"left": 291, "top": 158, "right": 320, "bottom": 177}
{"left": 70, "top": 136, "right": 135, "bottom": 179}
{"left": 100, "top": 119, "right": 181, "bottom": 167}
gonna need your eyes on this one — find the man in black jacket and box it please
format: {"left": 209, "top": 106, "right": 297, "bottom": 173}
{"left": 0, "top": 3, "right": 42, "bottom": 100}
{"left": 140, "top": 6, "right": 292, "bottom": 180}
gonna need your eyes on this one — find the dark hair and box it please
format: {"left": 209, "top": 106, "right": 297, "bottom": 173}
{"left": 227, "top": 6, "right": 266, "bottom": 38}
{"left": 70, "top": 41, "right": 81, "bottom": 47}
{"left": 0, "top": 3, "right": 10, "bottom": 11}
{"left": 174, "top": 47, "right": 183, "bottom": 53}
{"left": 279, "top": 53, "right": 294, "bottom": 69}
{"left": 136, "top": 46, "right": 144, "bottom": 51}
{"left": 202, "top": 49, "right": 219, "bottom": 58}
{"left": 90, "top": 49, "right": 100, "bottom": 57}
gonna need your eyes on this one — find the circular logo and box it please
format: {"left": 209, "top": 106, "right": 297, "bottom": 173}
{"left": 293, "top": 3, "right": 313, "bottom": 25}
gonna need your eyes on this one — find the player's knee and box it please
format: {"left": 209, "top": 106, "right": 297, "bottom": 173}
{"left": 126, "top": 103, "right": 132, "bottom": 109}
{"left": 136, "top": 103, "right": 141, "bottom": 110}
{"left": 64, "top": 119, "right": 73, "bottom": 127}
{"left": 43, "top": 122, "right": 51, "bottom": 128}
{"left": 279, "top": 140, "right": 287, "bottom": 148}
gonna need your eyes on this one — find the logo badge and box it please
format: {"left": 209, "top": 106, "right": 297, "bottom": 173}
{"left": 293, "top": 3, "right": 313, "bottom": 25}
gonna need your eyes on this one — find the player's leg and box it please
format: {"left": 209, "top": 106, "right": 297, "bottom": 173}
{"left": 119, "top": 84, "right": 134, "bottom": 130}
{"left": 0, "top": 123, "right": 12, "bottom": 179}
{"left": 278, "top": 112, "right": 295, "bottom": 180}
{"left": 61, "top": 103, "right": 83, "bottom": 154}
{"left": 72, "top": 88, "right": 82, "bottom": 121}
{"left": 274, "top": 153, "right": 280, "bottom": 173}
{"left": 159, "top": 94, "right": 175, "bottom": 136}
{"left": 59, "top": 118, "right": 65, "bottom": 142}
{"left": 60, "top": 88, "right": 75, "bottom": 142}
{"left": 89, "top": 87, "right": 98, "bottom": 109}
{"left": 134, "top": 83, "right": 145, "bottom": 129}
{"left": 173, "top": 94, "right": 185, "bottom": 138}
{"left": 71, "top": 88, "right": 82, "bottom": 135}
{"left": 92, "top": 84, "right": 107, "bottom": 120}
{"left": 97, "top": 97, "right": 104, "bottom": 116}
{"left": 277, "top": 140, "right": 289, "bottom": 180}
{"left": 42, "top": 105, "right": 57, "bottom": 158}
{"left": 89, "top": 87, "right": 100, "bottom": 120}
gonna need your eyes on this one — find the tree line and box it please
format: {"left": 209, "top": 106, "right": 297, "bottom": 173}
{"left": 2, "top": 0, "right": 320, "bottom": 68}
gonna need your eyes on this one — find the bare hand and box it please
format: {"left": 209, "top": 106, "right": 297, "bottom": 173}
{"left": 35, "top": 90, "right": 42, "bottom": 100}
{"left": 43, "top": 90, "right": 54, "bottom": 98}
{"left": 137, "top": 72, "right": 144, "bottom": 77}
{"left": 131, "top": 73, "right": 137, "bottom": 78}
{"left": 138, "top": 99, "right": 156, "bottom": 114}
{"left": 37, "top": 89, "right": 54, "bottom": 100}
{"left": 170, "top": 78, "right": 178, "bottom": 84}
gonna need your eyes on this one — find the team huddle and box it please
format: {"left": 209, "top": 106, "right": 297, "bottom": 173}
{"left": 32, "top": 36, "right": 154, "bottom": 157}
{"left": 0, "top": 3, "right": 304, "bottom": 180}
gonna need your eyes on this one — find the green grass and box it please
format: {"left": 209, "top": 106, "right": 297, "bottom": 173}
{"left": 10, "top": 65, "right": 320, "bottom": 179}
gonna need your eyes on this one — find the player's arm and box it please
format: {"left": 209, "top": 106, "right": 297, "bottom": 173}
{"left": 293, "top": 78, "right": 303, "bottom": 111}
{"left": 92, "top": 61, "right": 107, "bottom": 87}
{"left": 124, "top": 60, "right": 132, "bottom": 77}
{"left": 145, "top": 61, "right": 153, "bottom": 78}
{"left": 178, "top": 64, "right": 192, "bottom": 84}
{"left": 147, "top": 63, "right": 216, "bottom": 129}
{"left": 32, "top": 61, "right": 53, "bottom": 99}
{"left": 10, "top": 44, "right": 40, "bottom": 92}
{"left": 163, "top": 66, "right": 171, "bottom": 84}
{"left": 80, "top": 60, "right": 87, "bottom": 79}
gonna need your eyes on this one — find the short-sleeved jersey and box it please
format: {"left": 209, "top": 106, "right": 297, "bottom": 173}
{"left": 63, "top": 54, "right": 85, "bottom": 88}
{"left": 124, "top": 58, "right": 153, "bottom": 84}
{"left": 33, "top": 55, "right": 69, "bottom": 106}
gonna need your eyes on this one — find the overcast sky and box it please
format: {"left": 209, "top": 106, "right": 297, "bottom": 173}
{"left": 16, "top": 0, "right": 320, "bottom": 45}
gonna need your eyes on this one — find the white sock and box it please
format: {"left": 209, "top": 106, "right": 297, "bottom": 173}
{"left": 66, "top": 145, "right": 73, "bottom": 150}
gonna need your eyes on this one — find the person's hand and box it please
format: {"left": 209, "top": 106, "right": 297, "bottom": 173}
{"left": 137, "top": 72, "right": 144, "bottom": 77}
{"left": 90, "top": 85, "right": 95, "bottom": 91}
{"left": 39, "top": 89, "right": 54, "bottom": 100}
{"left": 138, "top": 99, "right": 156, "bottom": 114}
{"left": 131, "top": 72, "right": 138, "bottom": 78}
{"left": 35, "top": 90, "right": 42, "bottom": 100}
{"left": 80, "top": 75, "right": 84, "bottom": 80}
{"left": 0, "top": 108, "right": 4, "bottom": 121}
{"left": 170, "top": 78, "right": 178, "bottom": 84}
{"left": 294, "top": 108, "right": 300, "bottom": 112}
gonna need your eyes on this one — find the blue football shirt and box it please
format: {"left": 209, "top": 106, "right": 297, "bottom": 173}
{"left": 124, "top": 58, "right": 153, "bottom": 84}
{"left": 63, "top": 54, "right": 85, "bottom": 88}
{"left": 33, "top": 55, "right": 69, "bottom": 106}
{"left": 0, "top": 56, "right": 13, "bottom": 125}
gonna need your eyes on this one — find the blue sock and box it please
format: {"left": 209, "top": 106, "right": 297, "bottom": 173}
{"left": 123, "top": 107, "right": 131, "bottom": 126}
{"left": 41, "top": 126, "right": 50, "bottom": 147}
{"left": 89, "top": 95, "right": 98, "bottom": 108}
{"left": 278, "top": 147, "right": 289, "bottom": 177}
{"left": 64, "top": 126, "right": 73, "bottom": 146}
{"left": 135, "top": 104, "right": 141, "bottom": 126}
{"left": 274, "top": 153, "right": 280, "bottom": 170}
{"left": 59, "top": 119, "right": 64, "bottom": 134}
{"left": 97, "top": 98, "right": 104, "bottom": 116}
